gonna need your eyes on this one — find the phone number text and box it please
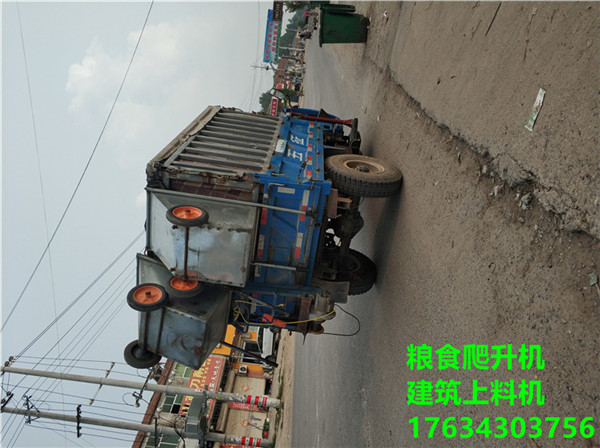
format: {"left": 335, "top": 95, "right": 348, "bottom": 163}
{"left": 409, "top": 416, "right": 595, "bottom": 439}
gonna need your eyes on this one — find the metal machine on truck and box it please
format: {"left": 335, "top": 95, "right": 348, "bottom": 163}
{"left": 124, "top": 106, "right": 402, "bottom": 370}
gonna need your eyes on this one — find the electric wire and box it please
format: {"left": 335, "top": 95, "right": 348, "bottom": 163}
{"left": 45, "top": 400, "right": 146, "bottom": 419}
{"left": 2, "top": 0, "right": 155, "bottom": 332}
{"left": 15, "top": 3, "right": 68, "bottom": 440}
{"left": 2, "top": 384, "right": 133, "bottom": 410}
{"left": 15, "top": 357, "right": 142, "bottom": 376}
{"left": 30, "top": 399, "right": 140, "bottom": 418}
{"left": 4, "top": 2, "right": 155, "bottom": 444}
{"left": 16, "top": 356, "right": 135, "bottom": 366}
{"left": 13, "top": 360, "right": 123, "bottom": 375}
{"left": 322, "top": 304, "right": 361, "bottom": 337}
{"left": 36, "top": 419, "right": 135, "bottom": 445}
{"left": 75, "top": 408, "right": 142, "bottom": 424}
{"left": 20, "top": 267, "right": 136, "bottom": 413}
{"left": 27, "top": 421, "right": 89, "bottom": 448}
{"left": 79, "top": 427, "right": 136, "bottom": 443}
{"left": 248, "top": 0, "right": 262, "bottom": 110}
{"left": 8, "top": 260, "right": 136, "bottom": 414}
{"left": 9, "top": 359, "right": 143, "bottom": 379}
{"left": 15, "top": 231, "right": 143, "bottom": 358}
{"left": 2, "top": 381, "right": 145, "bottom": 442}
{"left": 2, "top": 262, "right": 138, "bottom": 444}
{"left": 6, "top": 415, "right": 27, "bottom": 448}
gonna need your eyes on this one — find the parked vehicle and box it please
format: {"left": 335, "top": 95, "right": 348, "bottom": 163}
{"left": 124, "top": 106, "right": 402, "bottom": 370}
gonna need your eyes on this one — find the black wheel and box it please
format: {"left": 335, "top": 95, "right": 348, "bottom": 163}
{"left": 127, "top": 283, "right": 169, "bottom": 312}
{"left": 124, "top": 340, "right": 161, "bottom": 369}
{"left": 265, "top": 355, "right": 277, "bottom": 364}
{"left": 335, "top": 249, "right": 377, "bottom": 295}
{"left": 165, "top": 277, "right": 204, "bottom": 298}
{"left": 166, "top": 205, "right": 209, "bottom": 227}
{"left": 325, "top": 154, "right": 403, "bottom": 197}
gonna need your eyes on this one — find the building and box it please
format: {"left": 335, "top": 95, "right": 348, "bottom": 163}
{"left": 133, "top": 325, "right": 276, "bottom": 448}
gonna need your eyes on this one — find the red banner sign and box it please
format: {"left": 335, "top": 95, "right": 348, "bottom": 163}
{"left": 228, "top": 402, "right": 265, "bottom": 412}
{"left": 269, "top": 97, "right": 279, "bottom": 117}
{"left": 179, "top": 355, "right": 225, "bottom": 419}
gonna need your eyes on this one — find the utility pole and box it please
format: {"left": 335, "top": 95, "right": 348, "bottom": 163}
{"left": 1, "top": 365, "right": 277, "bottom": 447}
{"left": 251, "top": 63, "right": 284, "bottom": 74}
{"left": 2, "top": 365, "right": 280, "bottom": 408}
{"left": 2, "top": 407, "right": 273, "bottom": 447}
{"left": 278, "top": 46, "right": 305, "bottom": 53}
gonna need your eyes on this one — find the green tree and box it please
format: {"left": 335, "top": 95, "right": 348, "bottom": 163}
{"left": 277, "top": 8, "right": 305, "bottom": 60}
{"left": 284, "top": 1, "right": 306, "bottom": 13}
{"left": 259, "top": 90, "right": 272, "bottom": 114}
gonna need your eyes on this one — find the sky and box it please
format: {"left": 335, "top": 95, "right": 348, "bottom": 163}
{"left": 1, "top": 2, "right": 277, "bottom": 446}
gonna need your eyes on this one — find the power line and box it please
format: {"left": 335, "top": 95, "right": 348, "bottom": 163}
{"left": 1, "top": 0, "right": 155, "bottom": 332}
{"left": 1, "top": 241, "right": 140, "bottom": 440}
{"left": 26, "top": 422, "right": 89, "bottom": 448}
{"left": 15, "top": 232, "right": 143, "bottom": 359}
{"left": 17, "top": 266, "right": 137, "bottom": 414}
{"left": 15, "top": 3, "right": 68, "bottom": 440}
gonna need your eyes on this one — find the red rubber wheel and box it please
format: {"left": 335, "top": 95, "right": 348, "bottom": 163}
{"left": 127, "top": 283, "right": 168, "bottom": 311}
{"left": 166, "top": 206, "right": 209, "bottom": 227}
{"left": 166, "top": 277, "right": 204, "bottom": 298}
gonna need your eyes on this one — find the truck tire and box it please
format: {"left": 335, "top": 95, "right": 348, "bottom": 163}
{"left": 124, "top": 340, "right": 161, "bottom": 369}
{"left": 166, "top": 205, "right": 209, "bottom": 227}
{"left": 336, "top": 249, "right": 377, "bottom": 295}
{"left": 166, "top": 277, "right": 204, "bottom": 298}
{"left": 127, "top": 283, "right": 169, "bottom": 312}
{"left": 325, "top": 154, "right": 403, "bottom": 197}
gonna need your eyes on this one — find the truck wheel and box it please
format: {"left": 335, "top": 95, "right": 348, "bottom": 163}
{"left": 166, "top": 277, "right": 204, "bottom": 298}
{"left": 166, "top": 206, "right": 209, "bottom": 227}
{"left": 127, "top": 283, "right": 168, "bottom": 312}
{"left": 336, "top": 249, "right": 377, "bottom": 295}
{"left": 325, "top": 154, "right": 403, "bottom": 197}
{"left": 124, "top": 340, "right": 161, "bottom": 369}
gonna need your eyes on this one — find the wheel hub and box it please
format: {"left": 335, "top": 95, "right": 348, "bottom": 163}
{"left": 343, "top": 158, "right": 386, "bottom": 174}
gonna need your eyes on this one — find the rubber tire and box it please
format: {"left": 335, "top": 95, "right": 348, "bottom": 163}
{"left": 165, "top": 277, "right": 204, "bottom": 299}
{"left": 325, "top": 154, "right": 403, "bottom": 198}
{"left": 336, "top": 249, "right": 377, "bottom": 296}
{"left": 166, "top": 205, "right": 209, "bottom": 227}
{"left": 124, "top": 340, "right": 161, "bottom": 369}
{"left": 127, "top": 283, "right": 169, "bottom": 312}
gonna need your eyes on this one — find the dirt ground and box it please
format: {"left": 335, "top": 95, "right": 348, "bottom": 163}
{"left": 354, "top": 2, "right": 598, "bottom": 238}
{"left": 271, "top": 2, "right": 599, "bottom": 447}
{"left": 268, "top": 331, "right": 295, "bottom": 448}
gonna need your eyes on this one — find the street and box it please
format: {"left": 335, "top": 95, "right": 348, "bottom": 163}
{"left": 287, "top": 3, "right": 599, "bottom": 447}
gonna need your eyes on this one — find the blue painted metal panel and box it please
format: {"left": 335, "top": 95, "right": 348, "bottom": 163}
{"left": 247, "top": 114, "right": 332, "bottom": 320}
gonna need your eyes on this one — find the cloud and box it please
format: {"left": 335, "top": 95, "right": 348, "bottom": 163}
{"left": 66, "top": 37, "right": 124, "bottom": 120}
{"left": 64, "top": 7, "right": 273, "bottom": 172}
{"left": 135, "top": 190, "right": 146, "bottom": 208}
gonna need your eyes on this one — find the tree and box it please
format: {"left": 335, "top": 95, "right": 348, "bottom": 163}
{"left": 284, "top": 1, "right": 307, "bottom": 13}
{"left": 277, "top": 8, "right": 305, "bottom": 60}
{"left": 259, "top": 90, "right": 272, "bottom": 114}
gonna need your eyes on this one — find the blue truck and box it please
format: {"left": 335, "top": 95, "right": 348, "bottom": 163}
{"left": 124, "top": 106, "right": 403, "bottom": 370}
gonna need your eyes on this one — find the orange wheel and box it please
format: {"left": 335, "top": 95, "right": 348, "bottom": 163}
{"left": 166, "top": 277, "right": 204, "bottom": 298}
{"left": 173, "top": 206, "right": 203, "bottom": 220}
{"left": 170, "top": 278, "right": 198, "bottom": 291}
{"left": 127, "top": 283, "right": 168, "bottom": 311}
{"left": 166, "top": 205, "right": 209, "bottom": 227}
{"left": 132, "top": 285, "right": 163, "bottom": 304}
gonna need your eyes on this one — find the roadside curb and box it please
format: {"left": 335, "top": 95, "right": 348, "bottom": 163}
{"left": 267, "top": 331, "right": 295, "bottom": 447}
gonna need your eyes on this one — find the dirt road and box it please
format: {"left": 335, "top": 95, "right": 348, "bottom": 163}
{"left": 341, "top": 2, "right": 600, "bottom": 239}
{"left": 275, "top": 2, "right": 599, "bottom": 447}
